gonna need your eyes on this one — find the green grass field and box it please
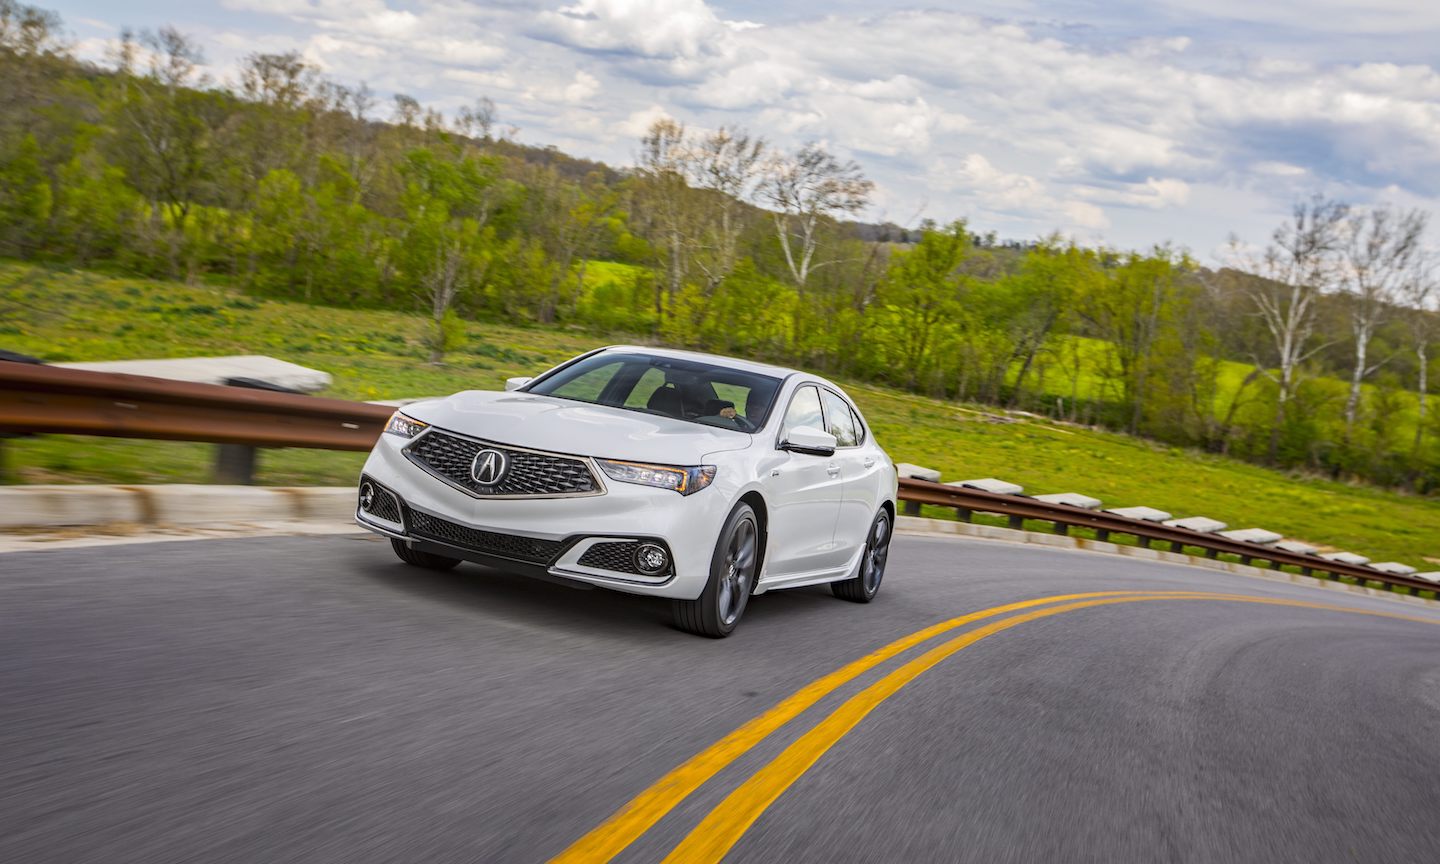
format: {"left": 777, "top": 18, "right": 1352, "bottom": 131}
{"left": 4, "top": 261, "right": 1438, "bottom": 571}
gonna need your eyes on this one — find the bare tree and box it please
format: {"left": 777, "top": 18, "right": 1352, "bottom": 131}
{"left": 762, "top": 142, "right": 872, "bottom": 289}
{"left": 1339, "top": 205, "right": 1428, "bottom": 430}
{"left": 1227, "top": 196, "right": 1349, "bottom": 462}
{"left": 1400, "top": 255, "right": 1437, "bottom": 455}
{"left": 690, "top": 126, "right": 765, "bottom": 293}
{"left": 634, "top": 117, "right": 694, "bottom": 314}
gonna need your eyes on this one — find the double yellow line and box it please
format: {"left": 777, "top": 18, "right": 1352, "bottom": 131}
{"left": 551, "top": 590, "right": 1440, "bottom": 864}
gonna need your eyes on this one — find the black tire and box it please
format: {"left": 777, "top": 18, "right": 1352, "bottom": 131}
{"left": 391, "top": 538, "right": 461, "bottom": 571}
{"left": 832, "top": 510, "right": 891, "bottom": 603}
{"left": 673, "top": 503, "right": 759, "bottom": 638}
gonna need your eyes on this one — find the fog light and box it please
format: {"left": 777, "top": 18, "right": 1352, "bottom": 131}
{"left": 635, "top": 543, "right": 669, "bottom": 575}
{"left": 359, "top": 482, "right": 376, "bottom": 511}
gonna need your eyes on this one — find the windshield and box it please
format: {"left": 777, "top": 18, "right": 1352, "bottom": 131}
{"left": 525, "top": 352, "right": 783, "bottom": 433}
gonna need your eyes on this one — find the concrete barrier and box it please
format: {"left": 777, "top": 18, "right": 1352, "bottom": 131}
{"left": 0, "top": 484, "right": 355, "bottom": 529}
{"left": 1105, "top": 506, "right": 1172, "bottom": 522}
{"left": 1164, "top": 516, "right": 1226, "bottom": 533}
{"left": 951, "top": 478, "right": 1023, "bottom": 495}
{"left": 1274, "top": 540, "right": 1319, "bottom": 555}
{"left": 1218, "top": 528, "right": 1283, "bottom": 545}
{"left": 894, "top": 463, "right": 941, "bottom": 482}
{"left": 1319, "top": 551, "right": 1371, "bottom": 566}
{"left": 1370, "top": 562, "right": 1418, "bottom": 576}
{"left": 1032, "top": 492, "right": 1102, "bottom": 509}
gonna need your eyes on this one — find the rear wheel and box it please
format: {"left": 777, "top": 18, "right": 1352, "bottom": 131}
{"left": 832, "top": 510, "right": 891, "bottom": 603}
{"left": 391, "top": 538, "right": 461, "bottom": 571}
{"left": 673, "top": 503, "right": 758, "bottom": 638}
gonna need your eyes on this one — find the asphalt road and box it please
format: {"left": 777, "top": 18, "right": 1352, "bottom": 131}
{"left": 4, "top": 532, "right": 1440, "bottom": 863}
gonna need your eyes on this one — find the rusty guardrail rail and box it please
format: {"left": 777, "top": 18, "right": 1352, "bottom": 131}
{"left": 2, "top": 362, "right": 1432, "bottom": 594}
{"left": 0, "top": 361, "right": 391, "bottom": 449}
{"left": 898, "top": 477, "right": 1436, "bottom": 594}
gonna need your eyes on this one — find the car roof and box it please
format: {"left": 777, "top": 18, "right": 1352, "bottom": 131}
{"left": 599, "top": 345, "right": 801, "bottom": 380}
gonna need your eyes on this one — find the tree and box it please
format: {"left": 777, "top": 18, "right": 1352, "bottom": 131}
{"left": 1400, "top": 256, "right": 1436, "bottom": 456}
{"left": 761, "top": 142, "right": 872, "bottom": 353}
{"left": 397, "top": 147, "right": 506, "bottom": 361}
{"left": 1339, "top": 205, "right": 1427, "bottom": 431}
{"left": 1227, "top": 196, "right": 1349, "bottom": 462}
{"left": 690, "top": 126, "right": 765, "bottom": 293}
{"left": 762, "top": 142, "right": 872, "bottom": 290}
{"left": 634, "top": 118, "right": 695, "bottom": 315}
{"left": 110, "top": 27, "right": 216, "bottom": 274}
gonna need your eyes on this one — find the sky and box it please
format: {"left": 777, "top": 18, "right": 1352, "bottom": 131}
{"left": 46, "top": 0, "right": 1440, "bottom": 260}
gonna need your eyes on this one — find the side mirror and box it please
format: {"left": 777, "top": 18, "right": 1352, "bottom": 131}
{"left": 504, "top": 376, "right": 533, "bottom": 392}
{"left": 781, "top": 425, "right": 838, "bottom": 457}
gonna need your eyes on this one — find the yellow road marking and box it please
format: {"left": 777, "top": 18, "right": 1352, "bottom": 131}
{"left": 660, "top": 593, "right": 1440, "bottom": 863}
{"left": 547, "top": 590, "right": 1203, "bottom": 863}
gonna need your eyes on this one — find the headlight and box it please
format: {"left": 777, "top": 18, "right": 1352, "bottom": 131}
{"left": 596, "top": 459, "right": 716, "bottom": 495}
{"left": 384, "top": 411, "right": 428, "bottom": 439}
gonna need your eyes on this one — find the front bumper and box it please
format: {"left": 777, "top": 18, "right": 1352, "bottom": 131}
{"left": 355, "top": 432, "right": 728, "bottom": 599}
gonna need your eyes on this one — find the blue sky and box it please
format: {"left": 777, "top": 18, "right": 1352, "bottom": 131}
{"left": 47, "top": 0, "right": 1440, "bottom": 259}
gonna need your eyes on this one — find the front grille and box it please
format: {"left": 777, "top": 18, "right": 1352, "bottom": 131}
{"left": 578, "top": 541, "right": 643, "bottom": 575}
{"left": 406, "top": 430, "right": 599, "bottom": 497}
{"left": 359, "top": 481, "right": 402, "bottom": 523}
{"left": 408, "top": 511, "right": 565, "bottom": 565}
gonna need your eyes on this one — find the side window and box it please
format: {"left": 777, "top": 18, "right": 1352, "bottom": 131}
{"left": 820, "top": 389, "right": 859, "bottom": 447}
{"left": 780, "top": 386, "right": 824, "bottom": 441}
{"left": 849, "top": 406, "right": 867, "bottom": 446}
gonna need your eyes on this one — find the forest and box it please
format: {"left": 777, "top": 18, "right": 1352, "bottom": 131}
{"left": 1, "top": 1, "right": 1437, "bottom": 492}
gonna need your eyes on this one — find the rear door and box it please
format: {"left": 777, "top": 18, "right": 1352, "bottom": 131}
{"left": 761, "top": 384, "right": 847, "bottom": 579}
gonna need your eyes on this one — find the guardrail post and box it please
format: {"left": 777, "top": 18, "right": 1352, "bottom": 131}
{"left": 1096, "top": 528, "right": 1110, "bottom": 542}
{"left": 210, "top": 376, "right": 302, "bottom": 485}
{"left": 214, "top": 444, "right": 258, "bottom": 485}
{"left": 1052, "top": 521, "right": 1068, "bottom": 536}
{"left": 903, "top": 500, "right": 921, "bottom": 517}
{"left": 0, "top": 435, "right": 10, "bottom": 484}
{"left": 1138, "top": 536, "right": 1151, "bottom": 549}
{"left": 955, "top": 507, "right": 972, "bottom": 522}
{"left": 1239, "top": 555, "right": 1252, "bottom": 566}
{"left": 1205, "top": 548, "right": 1219, "bottom": 559}
{"left": 1269, "top": 559, "right": 1283, "bottom": 570}
{"left": 1007, "top": 515, "right": 1024, "bottom": 531}
{"left": 1169, "top": 540, "right": 1184, "bottom": 553}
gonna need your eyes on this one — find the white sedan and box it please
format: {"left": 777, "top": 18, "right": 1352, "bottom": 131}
{"left": 355, "top": 346, "right": 898, "bottom": 636}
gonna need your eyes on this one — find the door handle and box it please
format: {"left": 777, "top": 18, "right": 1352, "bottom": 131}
{"left": 827, "top": 463, "right": 841, "bottom": 477}
{"left": 863, "top": 457, "right": 876, "bottom": 468}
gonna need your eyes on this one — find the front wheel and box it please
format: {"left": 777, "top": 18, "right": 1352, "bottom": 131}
{"left": 673, "top": 503, "right": 759, "bottom": 638}
{"left": 832, "top": 510, "right": 891, "bottom": 603}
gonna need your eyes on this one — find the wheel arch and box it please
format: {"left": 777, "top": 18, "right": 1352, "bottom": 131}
{"left": 738, "top": 489, "right": 769, "bottom": 579}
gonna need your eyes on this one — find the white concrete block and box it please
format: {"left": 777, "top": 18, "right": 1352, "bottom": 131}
{"left": 1412, "top": 572, "right": 1440, "bottom": 584}
{"left": 138, "top": 485, "right": 299, "bottom": 524}
{"left": 0, "top": 485, "right": 146, "bottom": 527}
{"left": 56, "top": 355, "right": 332, "bottom": 393}
{"left": 1318, "top": 551, "right": 1371, "bottom": 566}
{"left": 1105, "top": 506, "right": 1172, "bottom": 522}
{"left": 1274, "top": 540, "right": 1318, "bottom": 555}
{"left": 1218, "top": 528, "right": 1283, "bottom": 545}
{"left": 1032, "top": 492, "right": 1101, "bottom": 509}
{"left": 1370, "top": 562, "right": 1418, "bottom": 576}
{"left": 894, "top": 463, "right": 941, "bottom": 482}
{"left": 950, "top": 478, "right": 1023, "bottom": 495}
{"left": 1164, "top": 516, "right": 1227, "bottom": 533}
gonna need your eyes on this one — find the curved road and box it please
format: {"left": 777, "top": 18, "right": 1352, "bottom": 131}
{"left": 3, "top": 532, "right": 1440, "bottom": 863}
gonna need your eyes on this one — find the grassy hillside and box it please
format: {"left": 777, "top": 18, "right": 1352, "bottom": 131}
{"left": 4, "top": 261, "right": 1437, "bottom": 571}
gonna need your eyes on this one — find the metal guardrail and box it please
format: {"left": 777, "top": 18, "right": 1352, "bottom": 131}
{"left": 0, "top": 361, "right": 390, "bottom": 450}
{"left": 1, "top": 363, "right": 1432, "bottom": 594}
{"left": 898, "top": 478, "right": 1437, "bottom": 594}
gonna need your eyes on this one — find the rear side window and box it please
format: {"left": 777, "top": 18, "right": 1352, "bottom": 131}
{"left": 849, "top": 406, "right": 867, "bottom": 446}
{"left": 781, "top": 386, "right": 824, "bottom": 440}
{"left": 820, "top": 389, "right": 859, "bottom": 447}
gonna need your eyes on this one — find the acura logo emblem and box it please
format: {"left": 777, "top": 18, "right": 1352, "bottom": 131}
{"left": 470, "top": 448, "right": 509, "bottom": 486}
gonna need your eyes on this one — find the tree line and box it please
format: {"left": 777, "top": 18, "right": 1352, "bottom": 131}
{"left": 1, "top": 1, "right": 1437, "bottom": 491}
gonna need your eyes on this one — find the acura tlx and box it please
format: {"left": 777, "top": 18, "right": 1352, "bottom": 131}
{"left": 355, "top": 346, "right": 898, "bottom": 637}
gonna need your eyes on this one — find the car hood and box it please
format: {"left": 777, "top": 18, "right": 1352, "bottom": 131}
{"left": 401, "top": 391, "right": 754, "bottom": 463}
